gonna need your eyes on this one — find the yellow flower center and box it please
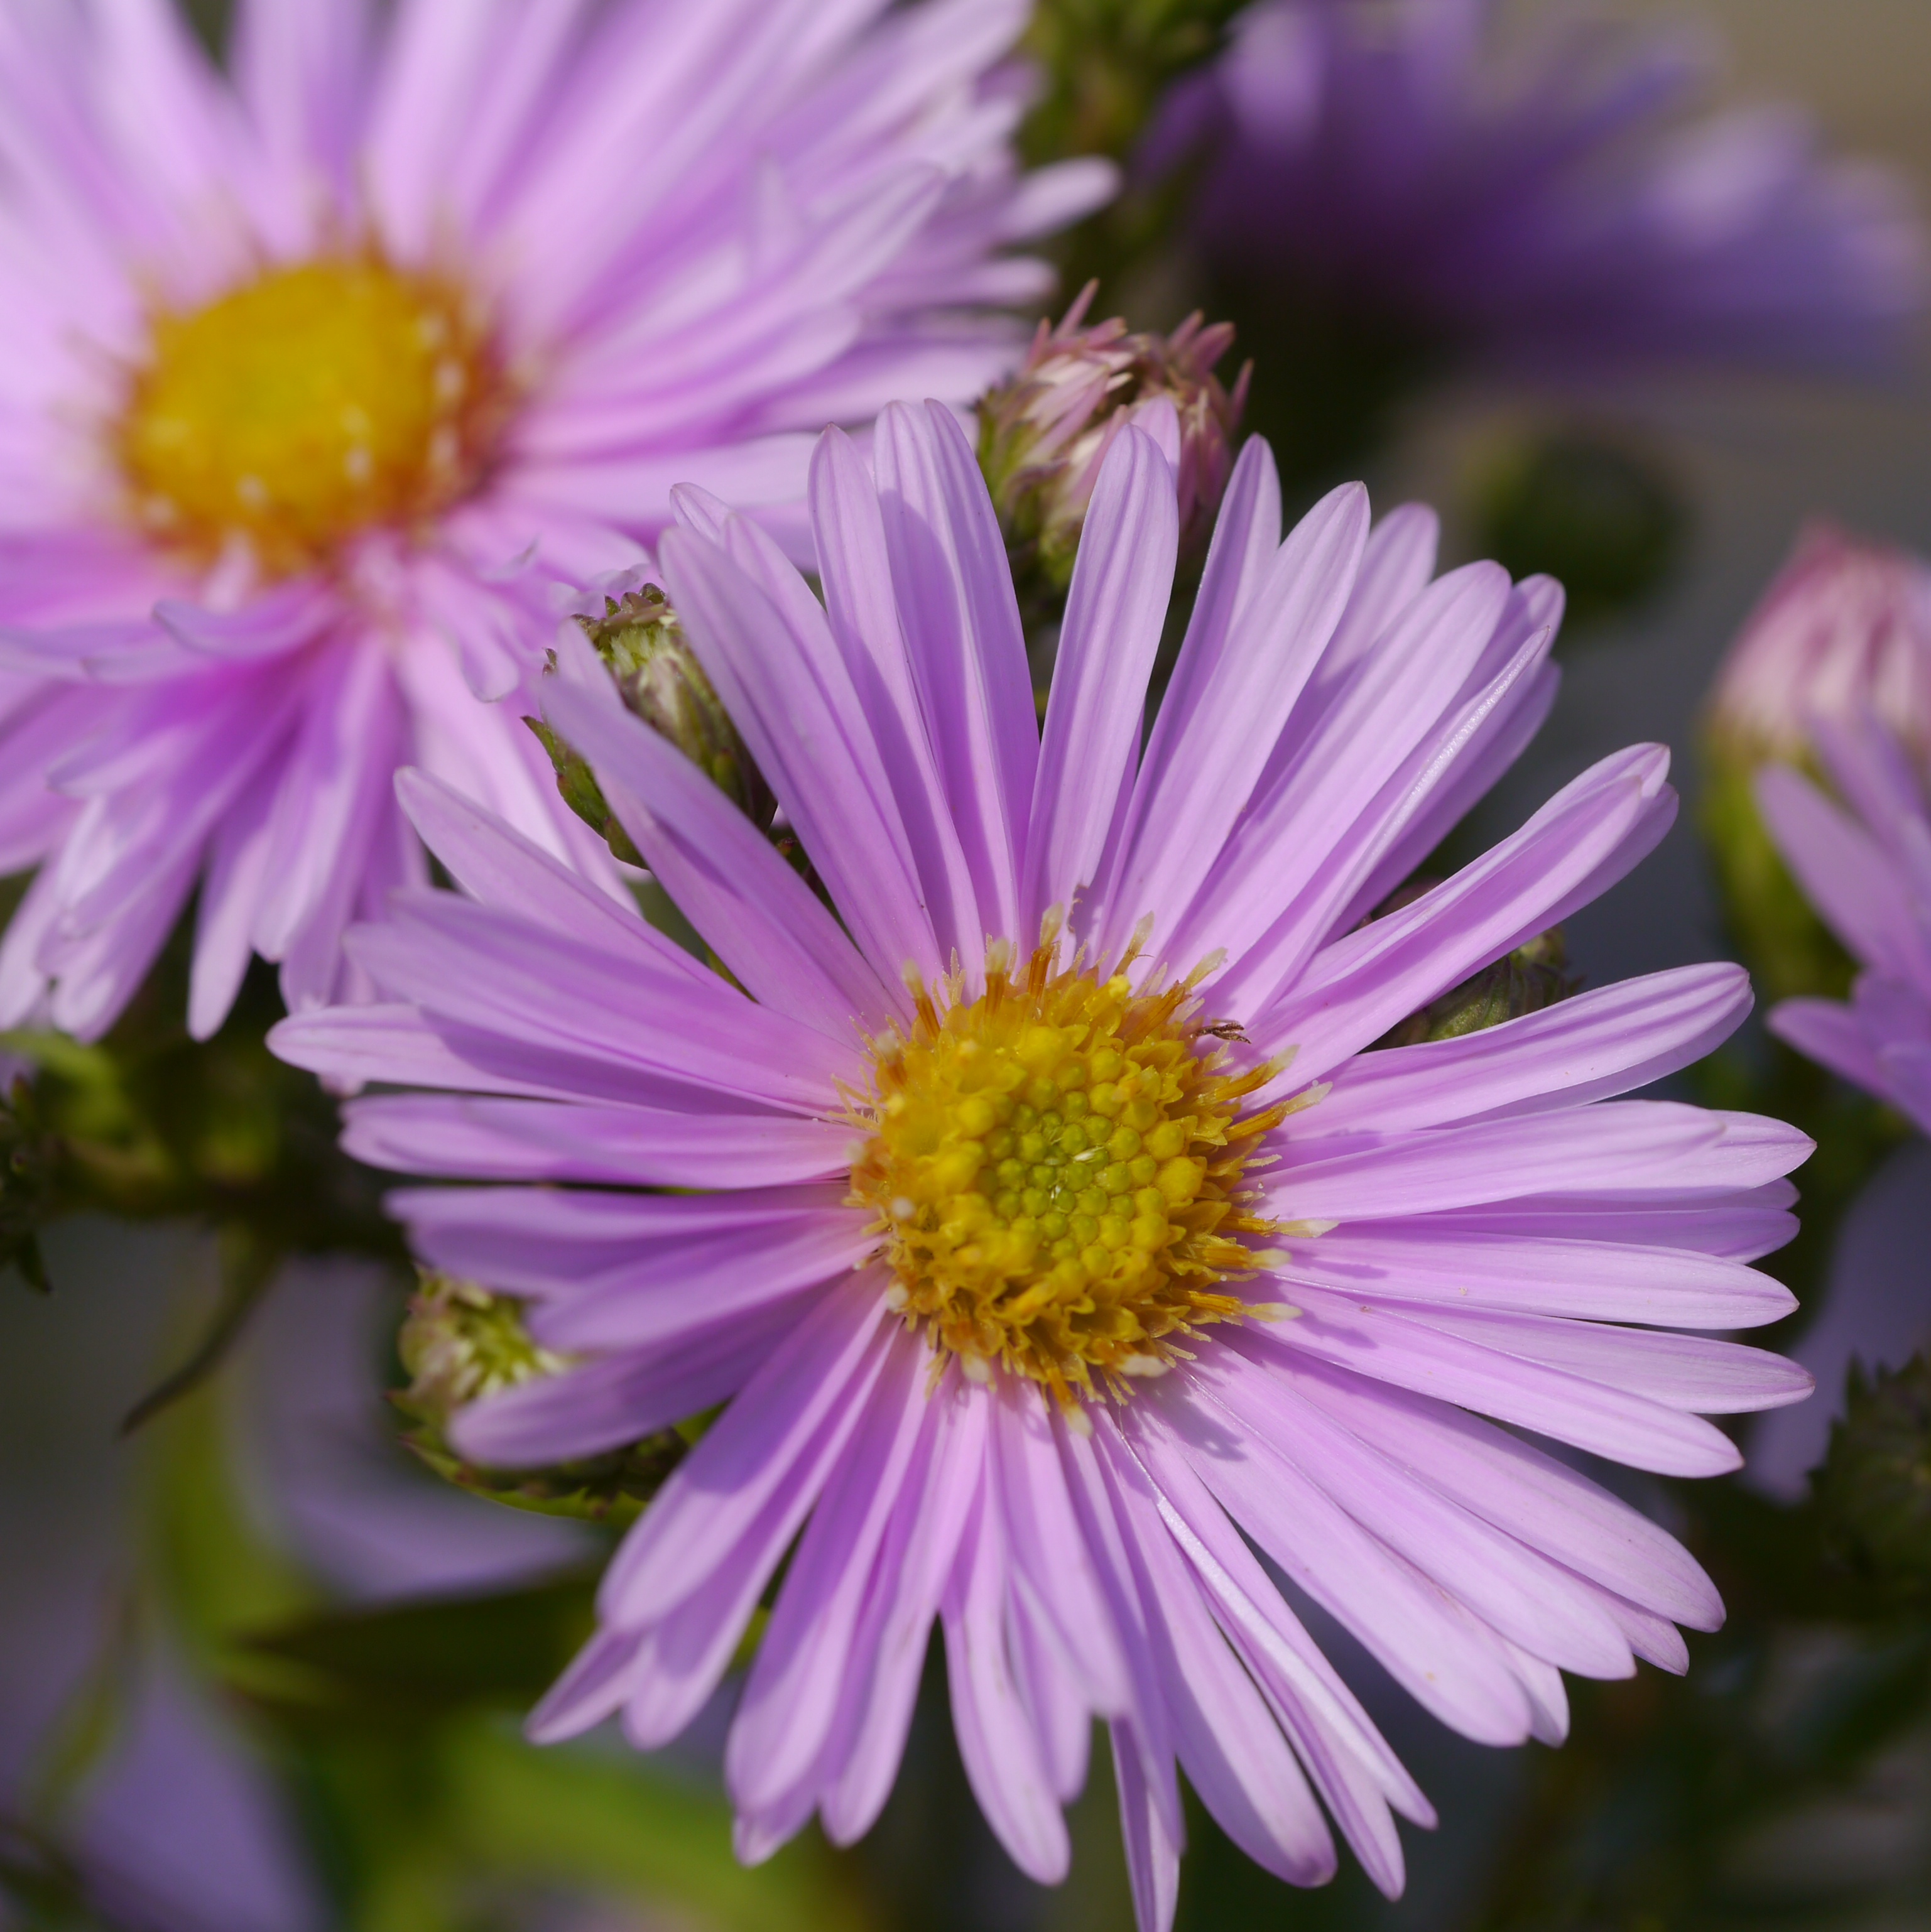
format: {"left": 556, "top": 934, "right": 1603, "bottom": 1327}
{"left": 115, "top": 255, "right": 508, "bottom": 578}
{"left": 850, "top": 941, "right": 1290, "bottom": 1404}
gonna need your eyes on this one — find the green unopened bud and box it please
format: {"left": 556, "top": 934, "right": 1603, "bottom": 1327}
{"left": 397, "top": 1271, "right": 562, "bottom": 1424}
{"left": 394, "top": 1271, "right": 692, "bottom": 1526}
{"left": 1371, "top": 923, "right": 1579, "bottom": 1051}
{"left": 528, "top": 583, "right": 775, "bottom": 867}
{"left": 1817, "top": 1355, "right": 1931, "bottom": 1595}
{"left": 979, "top": 285, "right": 1248, "bottom": 614}
{"left": 580, "top": 585, "right": 773, "bottom": 825}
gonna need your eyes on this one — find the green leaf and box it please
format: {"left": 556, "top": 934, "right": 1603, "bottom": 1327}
{"left": 439, "top": 1714, "right": 873, "bottom": 1932}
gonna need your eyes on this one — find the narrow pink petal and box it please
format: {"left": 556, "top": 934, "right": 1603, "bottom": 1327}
{"left": 1124, "top": 436, "right": 1281, "bottom": 819}
{"left": 728, "top": 1330, "right": 931, "bottom": 1816}
{"left": 660, "top": 519, "right": 938, "bottom": 994}
{"left": 1102, "top": 482, "right": 1370, "bottom": 963}
{"left": 1112, "top": 1718, "right": 1183, "bottom": 1932}
{"left": 1311, "top": 963, "right": 1753, "bottom": 1134}
{"left": 810, "top": 425, "right": 984, "bottom": 962}
{"left": 341, "top": 1092, "right": 852, "bottom": 1190}
{"left": 449, "top": 1296, "right": 802, "bottom": 1468}
{"left": 821, "top": 1374, "right": 990, "bottom": 1845}
{"left": 1095, "top": 1422, "right": 1339, "bottom": 1886}
{"left": 1247, "top": 1294, "right": 1743, "bottom": 1477}
{"left": 1254, "top": 744, "right": 1677, "bottom": 1064}
{"left": 393, "top": 766, "right": 648, "bottom": 957}
{"left": 873, "top": 401, "right": 1037, "bottom": 948}
{"left": 1023, "top": 425, "right": 1177, "bottom": 935}
{"left": 543, "top": 678, "right": 893, "bottom": 1039}
{"left": 596, "top": 1279, "right": 889, "bottom": 1629}
{"left": 941, "top": 1482, "right": 1071, "bottom": 1884}
{"left": 1287, "top": 1222, "right": 1796, "bottom": 1329}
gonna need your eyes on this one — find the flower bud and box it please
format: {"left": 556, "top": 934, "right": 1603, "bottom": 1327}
{"left": 579, "top": 584, "right": 774, "bottom": 825}
{"left": 394, "top": 1271, "right": 691, "bottom": 1525}
{"left": 397, "top": 1270, "right": 562, "bottom": 1426}
{"left": 1372, "top": 926, "right": 1579, "bottom": 1050}
{"left": 529, "top": 582, "right": 775, "bottom": 866}
{"left": 1700, "top": 525, "right": 1931, "bottom": 1002}
{"left": 979, "top": 285, "right": 1248, "bottom": 607}
{"left": 1706, "top": 523, "right": 1931, "bottom": 769}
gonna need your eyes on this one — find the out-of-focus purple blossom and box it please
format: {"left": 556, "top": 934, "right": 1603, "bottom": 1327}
{"left": 0, "top": 0, "right": 1113, "bottom": 1045}
{"left": 1708, "top": 524, "right": 1931, "bottom": 769}
{"left": 1759, "top": 716, "right": 1931, "bottom": 1137}
{"left": 1148, "top": 0, "right": 1925, "bottom": 380}
{"left": 978, "top": 285, "right": 1249, "bottom": 591}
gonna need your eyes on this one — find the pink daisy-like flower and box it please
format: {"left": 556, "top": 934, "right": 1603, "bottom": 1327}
{"left": 1758, "top": 716, "right": 1931, "bottom": 1136}
{"left": 274, "top": 406, "right": 1812, "bottom": 1919}
{"left": 0, "top": 0, "right": 1110, "bottom": 1041}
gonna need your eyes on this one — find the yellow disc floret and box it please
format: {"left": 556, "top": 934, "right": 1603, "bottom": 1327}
{"left": 850, "top": 938, "right": 1290, "bottom": 1404}
{"left": 116, "top": 255, "right": 508, "bottom": 577}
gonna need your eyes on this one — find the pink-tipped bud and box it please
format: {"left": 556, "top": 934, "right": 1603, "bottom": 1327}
{"left": 979, "top": 285, "right": 1249, "bottom": 604}
{"left": 1707, "top": 523, "right": 1931, "bottom": 769}
{"left": 1700, "top": 524, "right": 1931, "bottom": 1002}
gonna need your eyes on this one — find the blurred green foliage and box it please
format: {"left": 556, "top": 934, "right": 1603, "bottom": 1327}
{"left": 1476, "top": 432, "right": 1690, "bottom": 636}
{"left": 0, "top": 923, "right": 402, "bottom": 1430}
{"left": 1, "top": 1374, "right": 870, "bottom": 1932}
{"left": 1021, "top": 0, "right": 1246, "bottom": 173}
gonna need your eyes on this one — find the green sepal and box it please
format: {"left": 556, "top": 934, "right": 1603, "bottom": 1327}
{"left": 523, "top": 715, "right": 644, "bottom": 867}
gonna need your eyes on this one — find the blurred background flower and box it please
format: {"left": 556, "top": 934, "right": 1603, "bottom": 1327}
{"left": 0, "top": 0, "right": 1109, "bottom": 1046}
{"left": 1140, "top": 0, "right": 1923, "bottom": 487}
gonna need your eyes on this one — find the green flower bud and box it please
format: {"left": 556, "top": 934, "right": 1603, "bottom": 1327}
{"left": 979, "top": 285, "right": 1248, "bottom": 615}
{"left": 1817, "top": 1355, "right": 1931, "bottom": 1596}
{"left": 580, "top": 584, "right": 774, "bottom": 825}
{"left": 394, "top": 1271, "right": 692, "bottom": 1526}
{"left": 528, "top": 583, "right": 776, "bottom": 869}
{"left": 1372, "top": 924, "right": 1579, "bottom": 1051}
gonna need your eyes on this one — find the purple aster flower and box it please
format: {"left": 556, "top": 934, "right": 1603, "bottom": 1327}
{"left": 274, "top": 406, "right": 1812, "bottom": 1919}
{"left": 1758, "top": 716, "right": 1931, "bottom": 1136}
{"left": 1150, "top": 0, "right": 1923, "bottom": 380}
{"left": 0, "top": 0, "right": 1111, "bottom": 1041}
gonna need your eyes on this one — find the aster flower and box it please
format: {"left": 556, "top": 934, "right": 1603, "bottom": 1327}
{"left": 1148, "top": 0, "right": 1922, "bottom": 391}
{"left": 1757, "top": 716, "right": 1931, "bottom": 1137}
{"left": 0, "top": 0, "right": 1111, "bottom": 1042}
{"left": 274, "top": 406, "right": 1812, "bottom": 1919}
